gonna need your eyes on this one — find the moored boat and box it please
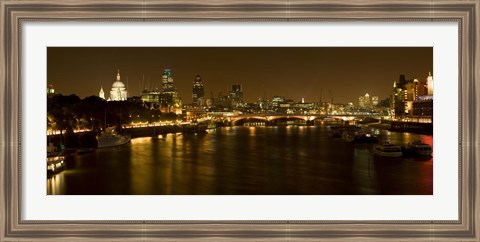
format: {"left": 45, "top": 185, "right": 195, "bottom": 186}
{"left": 341, "top": 126, "right": 379, "bottom": 143}
{"left": 405, "top": 140, "right": 432, "bottom": 156}
{"left": 97, "top": 127, "right": 131, "bottom": 148}
{"left": 47, "top": 152, "right": 66, "bottom": 175}
{"left": 327, "top": 125, "right": 343, "bottom": 138}
{"left": 181, "top": 123, "right": 208, "bottom": 134}
{"left": 373, "top": 142, "right": 403, "bottom": 158}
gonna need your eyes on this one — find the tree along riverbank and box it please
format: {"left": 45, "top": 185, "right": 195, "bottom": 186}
{"left": 47, "top": 125, "right": 205, "bottom": 151}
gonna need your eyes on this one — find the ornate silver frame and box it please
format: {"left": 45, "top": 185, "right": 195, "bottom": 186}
{"left": 1, "top": 0, "right": 479, "bottom": 241}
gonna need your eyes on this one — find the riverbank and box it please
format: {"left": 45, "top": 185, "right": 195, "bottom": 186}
{"left": 389, "top": 121, "right": 433, "bottom": 134}
{"left": 47, "top": 124, "right": 207, "bottom": 150}
{"left": 48, "top": 121, "right": 432, "bottom": 152}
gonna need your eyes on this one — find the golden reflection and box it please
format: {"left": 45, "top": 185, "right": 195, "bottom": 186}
{"left": 47, "top": 173, "right": 66, "bottom": 195}
{"left": 130, "top": 137, "right": 153, "bottom": 144}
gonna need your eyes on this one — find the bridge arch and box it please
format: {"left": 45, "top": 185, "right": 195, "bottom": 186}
{"left": 231, "top": 116, "right": 267, "bottom": 126}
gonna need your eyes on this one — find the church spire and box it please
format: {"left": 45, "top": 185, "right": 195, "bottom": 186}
{"left": 99, "top": 86, "right": 105, "bottom": 99}
{"left": 117, "top": 69, "right": 120, "bottom": 81}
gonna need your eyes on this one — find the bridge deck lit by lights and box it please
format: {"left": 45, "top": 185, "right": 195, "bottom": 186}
{"left": 201, "top": 114, "right": 389, "bottom": 124}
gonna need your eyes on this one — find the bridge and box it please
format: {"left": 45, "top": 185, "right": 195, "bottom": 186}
{"left": 205, "top": 114, "right": 387, "bottom": 125}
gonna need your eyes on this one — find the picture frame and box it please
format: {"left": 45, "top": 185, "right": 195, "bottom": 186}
{"left": 1, "top": 0, "right": 479, "bottom": 241}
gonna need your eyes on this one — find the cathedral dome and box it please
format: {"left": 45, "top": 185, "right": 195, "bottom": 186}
{"left": 112, "top": 81, "right": 125, "bottom": 89}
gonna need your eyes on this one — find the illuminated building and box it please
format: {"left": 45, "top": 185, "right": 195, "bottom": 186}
{"left": 184, "top": 106, "right": 207, "bottom": 122}
{"left": 159, "top": 69, "right": 182, "bottom": 114}
{"left": 162, "top": 69, "right": 174, "bottom": 91}
{"left": 47, "top": 84, "right": 55, "bottom": 94}
{"left": 358, "top": 96, "right": 365, "bottom": 108}
{"left": 271, "top": 96, "right": 285, "bottom": 108}
{"left": 413, "top": 95, "right": 433, "bottom": 123}
{"left": 426, "top": 72, "right": 433, "bottom": 95}
{"left": 371, "top": 96, "right": 379, "bottom": 106}
{"left": 192, "top": 75, "right": 205, "bottom": 107}
{"left": 391, "top": 73, "right": 430, "bottom": 118}
{"left": 364, "top": 93, "right": 371, "bottom": 107}
{"left": 140, "top": 89, "right": 161, "bottom": 109}
{"left": 391, "top": 74, "right": 407, "bottom": 118}
{"left": 108, "top": 70, "right": 128, "bottom": 101}
{"left": 229, "top": 84, "right": 243, "bottom": 108}
{"left": 99, "top": 86, "right": 105, "bottom": 99}
{"left": 358, "top": 93, "right": 373, "bottom": 108}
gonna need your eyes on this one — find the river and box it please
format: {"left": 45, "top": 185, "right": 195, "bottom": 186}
{"left": 47, "top": 125, "right": 433, "bottom": 195}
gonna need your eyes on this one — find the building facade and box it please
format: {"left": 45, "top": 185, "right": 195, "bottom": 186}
{"left": 192, "top": 75, "right": 205, "bottom": 107}
{"left": 108, "top": 70, "right": 128, "bottom": 101}
{"left": 229, "top": 84, "right": 243, "bottom": 108}
{"left": 426, "top": 72, "right": 434, "bottom": 95}
{"left": 159, "top": 69, "right": 182, "bottom": 114}
{"left": 391, "top": 73, "right": 431, "bottom": 119}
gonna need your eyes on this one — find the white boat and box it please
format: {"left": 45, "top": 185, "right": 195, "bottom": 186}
{"left": 373, "top": 142, "right": 403, "bottom": 158}
{"left": 47, "top": 152, "right": 65, "bottom": 175}
{"left": 97, "top": 127, "right": 131, "bottom": 148}
{"left": 406, "top": 140, "right": 432, "bottom": 156}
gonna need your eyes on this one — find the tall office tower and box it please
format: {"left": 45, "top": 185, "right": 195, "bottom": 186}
{"left": 364, "top": 93, "right": 371, "bottom": 108}
{"left": 192, "top": 75, "right": 205, "bottom": 106}
{"left": 391, "top": 74, "right": 406, "bottom": 118}
{"left": 159, "top": 69, "right": 182, "bottom": 114}
{"left": 358, "top": 96, "right": 365, "bottom": 108}
{"left": 371, "top": 96, "right": 379, "bottom": 106}
{"left": 229, "top": 84, "right": 243, "bottom": 108}
{"left": 161, "top": 69, "right": 175, "bottom": 92}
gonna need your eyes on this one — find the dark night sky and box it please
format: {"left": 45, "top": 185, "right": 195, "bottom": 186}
{"left": 47, "top": 47, "right": 432, "bottom": 104}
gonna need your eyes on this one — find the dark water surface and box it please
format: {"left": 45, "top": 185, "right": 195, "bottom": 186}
{"left": 48, "top": 126, "right": 433, "bottom": 195}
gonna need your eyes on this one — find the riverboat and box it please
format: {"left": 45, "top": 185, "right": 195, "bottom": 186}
{"left": 404, "top": 140, "right": 432, "bottom": 156}
{"left": 181, "top": 124, "right": 208, "bottom": 134}
{"left": 97, "top": 127, "right": 131, "bottom": 148}
{"left": 47, "top": 152, "right": 66, "bottom": 175}
{"left": 341, "top": 126, "right": 379, "bottom": 143}
{"left": 373, "top": 142, "right": 403, "bottom": 158}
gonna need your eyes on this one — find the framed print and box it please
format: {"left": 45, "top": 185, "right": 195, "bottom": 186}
{"left": 1, "top": 0, "right": 479, "bottom": 241}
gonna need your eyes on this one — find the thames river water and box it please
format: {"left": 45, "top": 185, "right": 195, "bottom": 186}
{"left": 47, "top": 125, "right": 433, "bottom": 195}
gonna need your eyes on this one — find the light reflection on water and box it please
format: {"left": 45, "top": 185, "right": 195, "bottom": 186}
{"left": 48, "top": 126, "right": 433, "bottom": 195}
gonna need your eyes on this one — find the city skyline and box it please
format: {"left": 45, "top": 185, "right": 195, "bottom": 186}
{"left": 47, "top": 47, "right": 433, "bottom": 104}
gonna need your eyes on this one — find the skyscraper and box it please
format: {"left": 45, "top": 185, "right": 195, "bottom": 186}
{"left": 364, "top": 93, "right": 371, "bottom": 108}
{"left": 371, "top": 96, "right": 379, "bottom": 106}
{"left": 358, "top": 96, "right": 365, "bottom": 108}
{"left": 229, "top": 84, "right": 243, "bottom": 108}
{"left": 192, "top": 75, "right": 205, "bottom": 107}
{"left": 159, "top": 69, "right": 182, "bottom": 114}
{"left": 161, "top": 69, "right": 174, "bottom": 92}
{"left": 391, "top": 75, "right": 406, "bottom": 118}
